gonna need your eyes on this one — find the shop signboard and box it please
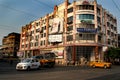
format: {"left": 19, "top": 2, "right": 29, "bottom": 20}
{"left": 77, "top": 28, "right": 98, "bottom": 33}
{"left": 49, "top": 34, "right": 63, "bottom": 42}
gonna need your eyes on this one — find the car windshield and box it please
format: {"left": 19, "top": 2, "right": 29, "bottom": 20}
{"left": 44, "top": 53, "right": 55, "bottom": 59}
{"left": 21, "top": 58, "right": 31, "bottom": 63}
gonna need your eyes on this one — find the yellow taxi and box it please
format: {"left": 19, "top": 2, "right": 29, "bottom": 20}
{"left": 89, "top": 60, "right": 112, "bottom": 69}
{"left": 32, "top": 52, "right": 56, "bottom": 68}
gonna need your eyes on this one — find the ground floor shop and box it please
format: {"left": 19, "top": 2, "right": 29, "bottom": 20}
{"left": 19, "top": 45, "right": 104, "bottom": 65}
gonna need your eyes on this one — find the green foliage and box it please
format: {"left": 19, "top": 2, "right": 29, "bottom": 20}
{"left": 105, "top": 47, "right": 120, "bottom": 59}
{"left": 81, "top": 20, "right": 92, "bottom": 24}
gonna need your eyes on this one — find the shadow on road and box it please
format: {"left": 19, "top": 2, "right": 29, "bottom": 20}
{"left": 0, "top": 61, "right": 91, "bottom": 75}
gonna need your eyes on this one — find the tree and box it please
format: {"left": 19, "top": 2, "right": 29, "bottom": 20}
{"left": 104, "top": 47, "right": 120, "bottom": 64}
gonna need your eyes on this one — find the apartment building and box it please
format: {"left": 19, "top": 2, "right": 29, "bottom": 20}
{"left": 19, "top": 0, "right": 118, "bottom": 65}
{"left": 2, "top": 32, "right": 20, "bottom": 57}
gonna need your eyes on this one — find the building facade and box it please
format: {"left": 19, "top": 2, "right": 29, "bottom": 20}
{"left": 2, "top": 32, "right": 20, "bottom": 57}
{"left": 19, "top": 0, "right": 118, "bottom": 65}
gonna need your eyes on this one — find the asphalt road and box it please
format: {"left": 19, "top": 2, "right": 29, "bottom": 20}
{"left": 0, "top": 61, "right": 120, "bottom": 80}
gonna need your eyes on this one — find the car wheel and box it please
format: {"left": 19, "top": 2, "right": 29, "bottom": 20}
{"left": 37, "top": 66, "right": 41, "bottom": 70}
{"left": 109, "top": 65, "right": 111, "bottom": 69}
{"left": 104, "top": 65, "right": 107, "bottom": 69}
{"left": 92, "top": 65, "right": 96, "bottom": 68}
{"left": 27, "top": 66, "right": 30, "bottom": 71}
{"left": 48, "top": 64, "right": 53, "bottom": 68}
{"left": 16, "top": 69, "right": 19, "bottom": 71}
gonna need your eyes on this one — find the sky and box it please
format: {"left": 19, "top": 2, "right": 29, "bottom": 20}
{"left": 0, "top": 0, "right": 120, "bottom": 45}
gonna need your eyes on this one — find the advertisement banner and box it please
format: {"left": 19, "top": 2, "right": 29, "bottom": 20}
{"left": 51, "top": 48, "right": 64, "bottom": 59}
{"left": 17, "top": 51, "right": 24, "bottom": 57}
{"left": 49, "top": 18, "right": 63, "bottom": 34}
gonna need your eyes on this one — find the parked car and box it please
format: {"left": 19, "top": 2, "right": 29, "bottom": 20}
{"left": 89, "top": 60, "right": 112, "bottom": 69}
{"left": 16, "top": 58, "right": 41, "bottom": 71}
{"left": 32, "top": 52, "right": 56, "bottom": 68}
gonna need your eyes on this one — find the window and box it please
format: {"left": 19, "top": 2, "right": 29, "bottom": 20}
{"left": 40, "top": 27, "right": 44, "bottom": 33}
{"left": 79, "top": 34, "right": 95, "bottom": 40}
{"left": 41, "top": 34, "right": 43, "bottom": 38}
{"left": 107, "top": 22, "right": 110, "bottom": 27}
{"left": 97, "top": 8, "right": 100, "bottom": 15}
{"left": 30, "top": 42, "right": 33, "bottom": 47}
{"left": 36, "top": 22, "right": 40, "bottom": 26}
{"left": 40, "top": 41, "right": 43, "bottom": 46}
{"left": 44, "top": 33, "right": 46, "bottom": 37}
{"left": 32, "top": 30, "right": 34, "bottom": 34}
{"left": 114, "top": 27, "right": 117, "bottom": 31}
{"left": 67, "top": 7, "right": 73, "bottom": 13}
{"left": 108, "top": 39, "right": 111, "bottom": 45}
{"left": 107, "top": 30, "right": 110, "bottom": 35}
{"left": 98, "top": 36, "right": 101, "bottom": 43}
{"left": 67, "top": 16, "right": 73, "bottom": 23}
{"left": 67, "top": 35, "right": 73, "bottom": 41}
{"left": 78, "top": 24, "right": 95, "bottom": 29}
{"left": 35, "top": 35, "right": 39, "bottom": 40}
{"left": 35, "top": 42, "right": 38, "bottom": 46}
{"left": 97, "top": 17, "right": 101, "bottom": 23}
{"left": 98, "top": 26, "right": 101, "bottom": 31}
{"left": 79, "top": 5, "right": 94, "bottom": 10}
{"left": 22, "top": 45, "right": 24, "bottom": 48}
{"left": 67, "top": 26, "right": 73, "bottom": 31}
{"left": 36, "top": 28, "right": 40, "bottom": 33}
{"left": 79, "top": 14, "right": 94, "bottom": 20}
{"left": 25, "top": 44, "right": 28, "bottom": 48}
{"left": 44, "top": 40, "right": 45, "bottom": 45}
{"left": 44, "top": 26, "right": 46, "bottom": 30}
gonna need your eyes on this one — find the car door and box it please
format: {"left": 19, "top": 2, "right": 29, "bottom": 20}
{"left": 30, "top": 59, "right": 38, "bottom": 69}
{"left": 96, "top": 61, "right": 103, "bottom": 67}
{"left": 95, "top": 61, "right": 101, "bottom": 67}
{"left": 34, "top": 59, "right": 40, "bottom": 68}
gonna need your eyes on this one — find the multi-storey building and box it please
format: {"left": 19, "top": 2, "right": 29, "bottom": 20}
{"left": 19, "top": 0, "right": 118, "bottom": 65}
{"left": 2, "top": 32, "right": 20, "bottom": 57}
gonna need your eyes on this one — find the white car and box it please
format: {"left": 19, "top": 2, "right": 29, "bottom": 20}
{"left": 16, "top": 58, "right": 41, "bottom": 70}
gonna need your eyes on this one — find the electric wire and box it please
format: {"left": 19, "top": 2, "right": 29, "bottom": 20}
{"left": 111, "top": 0, "right": 120, "bottom": 33}
{"left": 0, "top": 3, "right": 39, "bottom": 19}
{"left": 33, "top": 0, "right": 54, "bottom": 10}
{"left": 0, "top": 0, "right": 59, "bottom": 31}
{"left": 111, "top": 0, "right": 120, "bottom": 13}
{"left": 111, "top": 0, "right": 120, "bottom": 20}
{"left": 0, "top": 24, "right": 19, "bottom": 29}
{"left": 0, "top": 1, "right": 55, "bottom": 44}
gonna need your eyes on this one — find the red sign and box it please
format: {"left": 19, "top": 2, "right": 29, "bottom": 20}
{"left": 17, "top": 52, "right": 23, "bottom": 57}
{"left": 82, "top": 0, "right": 89, "bottom": 5}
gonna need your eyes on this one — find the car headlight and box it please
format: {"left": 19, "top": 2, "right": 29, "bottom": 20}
{"left": 23, "top": 65, "right": 28, "bottom": 69}
{"left": 16, "top": 64, "right": 21, "bottom": 67}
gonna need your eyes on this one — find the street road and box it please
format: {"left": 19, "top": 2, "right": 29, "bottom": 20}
{"left": 0, "top": 61, "right": 120, "bottom": 80}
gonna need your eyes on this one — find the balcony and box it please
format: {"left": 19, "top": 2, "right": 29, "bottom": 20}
{"left": 76, "top": 10, "right": 94, "bottom": 15}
